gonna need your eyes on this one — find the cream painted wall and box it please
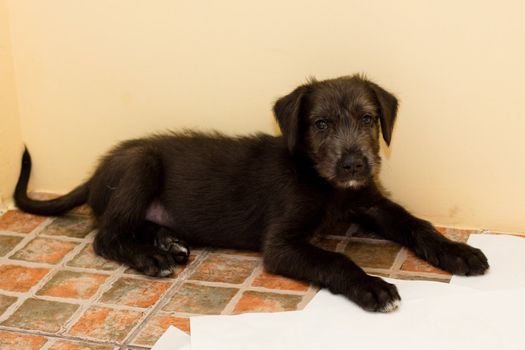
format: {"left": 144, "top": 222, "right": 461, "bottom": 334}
{"left": 4, "top": 0, "right": 525, "bottom": 232}
{"left": 0, "top": 0, "right": 22, "bottom": 211}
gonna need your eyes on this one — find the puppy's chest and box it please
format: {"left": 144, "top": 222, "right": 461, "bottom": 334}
{"left": 324, "top": 192, "right": 371, "bottom": 218}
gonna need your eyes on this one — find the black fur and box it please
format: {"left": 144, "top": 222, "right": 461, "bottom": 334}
{"left": 14, "top": 75, "right": 489, "bottom": 312}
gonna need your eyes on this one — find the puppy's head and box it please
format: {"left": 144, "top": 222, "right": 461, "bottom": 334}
{"left": 274, "top": 75, "right": 398, "bottom": 189}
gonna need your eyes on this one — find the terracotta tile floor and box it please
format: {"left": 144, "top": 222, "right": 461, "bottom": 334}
{"left": 0, "top": 206, "right": 522, "bottom": 349}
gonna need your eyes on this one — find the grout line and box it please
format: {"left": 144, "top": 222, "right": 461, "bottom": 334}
{"left": 363, "top": 267, "right": 395, "bottom": 276}
{"left": 296, "top": 287, "right": 319, "bottom": 310}
{"left": 206, "top": 251, "right": 261, "bottom": 261}
{"left": 0, "top": 325, "right": 122, "bottom": 348}
{"left": 26, "top": 292, "right": 166, "bottom": 314}
{"left": 390, "top": 247, "right": 408, "bottom": 272}
{"left": 143, "top": 310, "right": 213, "bottom": 318}
{"left": 125, "top": 345, "right": 150, "bottom": 350}
{"left": 0, "top": 259, "right": 57, "bottom": 269}
{"left": 40, "top": 337, "right": 55, "bottom": 350}
{"left": 335, "top": 237, "right": 348, "bottom": 253}
{"left": 0, "top": 230, "right": 29, "bottom": 237}
{"left": 244, "top": 285, "right": 309, "bottom": 295}
{"left": 183, "top": 278, "right": 255, "bottom": 289}
{"left": 390, "top": 271, "right": 452, "bottom": 281}
{"left": 325, "top": 234, "right": 391, "bottom": 245}
{"left": 36, "top": 234, "right": 88, "bottom": 243}
{"left": 50, "top": 265, "right": 118, "bottom": 275}
{"left": 119, "top": 271, "right": 179, "bottom": 282}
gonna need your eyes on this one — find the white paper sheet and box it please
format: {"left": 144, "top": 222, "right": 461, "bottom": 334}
{"left": 191, "top": 286, "right": 525, "bottom": 350}
{"left": 451, "top": 234, "right": 525, "bottom": 290}
{"left": 151, "top": 326, "right": 191, "bottom": 350}
{"left": 190, "top": 311, "right": 304, "bottom": 350}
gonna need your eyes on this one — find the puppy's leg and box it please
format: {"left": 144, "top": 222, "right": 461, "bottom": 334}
{"left": 92, "top": 152, "right": 182, "bottom": 277}
{"left": 95, "top": 225, "right": 181, "bottom": 277}
{"left": 360, "top": 196, "right": 489, "bottom": 275}
{"left": 263, "top": 225, "right": 400, "bottom": 312}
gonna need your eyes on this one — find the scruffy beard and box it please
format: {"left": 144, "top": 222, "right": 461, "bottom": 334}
{"left": 339, "top": 179, "right": 368, "bottom": 189}
{"left": 322, "top": 172, "right": 370, "bottom": 190}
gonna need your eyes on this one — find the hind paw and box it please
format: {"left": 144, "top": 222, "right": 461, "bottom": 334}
{"left": 131, "top": 250, "right": 179, "bottom": 277}
{"left": 154, "top": 230, "right": 190, "bottom": 264}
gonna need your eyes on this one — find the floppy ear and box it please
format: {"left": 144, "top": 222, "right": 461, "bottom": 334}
{"left": 273, "top": 85, "right": 308, "bottom": 153}
{"left": 367, "top": 81, "right": 398, "bottom": 145}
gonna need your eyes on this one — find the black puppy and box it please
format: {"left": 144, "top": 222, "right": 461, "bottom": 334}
{"left": 15, "top": 75, "right": 489, "bottom": 312}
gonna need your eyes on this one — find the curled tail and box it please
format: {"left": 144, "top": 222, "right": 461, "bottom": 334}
{"left": 14, "top": 148, "right": 90, "bottom": 216}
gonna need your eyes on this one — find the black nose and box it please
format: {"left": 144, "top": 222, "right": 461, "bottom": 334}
{"left": 340, "top": 153, "right": 366, "bottom": 175}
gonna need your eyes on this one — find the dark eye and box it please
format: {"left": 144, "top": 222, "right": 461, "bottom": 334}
{"left": 361, "top": 114, "right": 373, "bottom": 126}
{"left": 315, "top": 120, "right": 329, "bottom": 130}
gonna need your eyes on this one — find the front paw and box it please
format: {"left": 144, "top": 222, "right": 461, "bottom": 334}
{"left": 348, "top": 276, "right": 401, "bottom": 313}
{"left": 426, "top": 241, "right": 489, "bottom": 276}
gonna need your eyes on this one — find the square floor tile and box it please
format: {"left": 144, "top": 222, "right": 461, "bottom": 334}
{"left": 41, "top": 214, "right": 94, "bottom": 238}
{"left": 233, "top": 291, "right": 303, "bottom": 314}
{"left": 99, "top": 277, "right": 171, "bottom": 308}
{"left": 188, "top": 255, "right": 258, "bottom": 284}
{"left": 2, "top": 298, "right": 79, "bottom": 333}
{"left": 68, "top": 306, "right": 144, "bottom": 342}
{"left": 11, "top": 237, "right": 78, "bottom": 264}
{"left": 0, "top": 294, "right": 17, "bottom": 316}
{"left": 434, "top": 226, "right": 447, "bottom": 234}
{"left": 132, "top": 314, "right": 190, "bottom": 346}
{"left": 400, "top": 251, "right": 451, "bottom": 275}
{"left": 37, "top": 270, "right": 109, "bottom": 299}
{"left": 0, "top": 330, "right": 48, "bottom": 349}
{"left": 251, "top": 271, "right": 309, "bottom": 291}
{"left": 0, "top": 210, "right": 47, "bottom": 233}
{"left": 163, "top": 283, "right": 238, "bottom": 314}
{"left": 349, "top": 230, "right": 384, "bottom": 239}
{"left": 67, "top": 244, "right": 121, "bottom": 271}
{"left": 48, "top": 339, "right": 114, "bottom": 350}
{"left": 344, "top": 241, "right": 401, "bottom": 269}
{"left": 0, "top": 235, "right": 24, "bottom": 256}
{"left": 443, "top": 228, "right": 473, "bottom": 243}
{"left": 0, "top": 264, "right": 51, "bottom": 292}
{"left": 71, "top": 204, "right": 93, "bottom": 216}
{"left": 311, "top": 236, "right": 342, "bottom": 251}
